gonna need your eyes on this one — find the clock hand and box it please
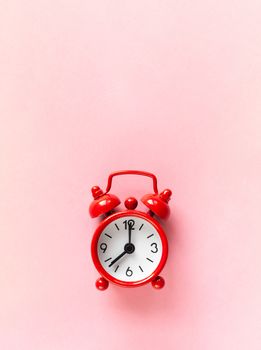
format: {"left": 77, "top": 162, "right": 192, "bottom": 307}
{"left": 128, "top": 224, "right": 132, "bottom": 244}
{"left": 109, "top": 251, "right": 127, "bottom": 267}
{"left": 128, "top": 220, "right": 135, "bottom": 244}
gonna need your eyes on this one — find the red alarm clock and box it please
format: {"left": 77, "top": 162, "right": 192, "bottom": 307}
{"left": 89, "top": 170, "right": 172, "bottom": 291}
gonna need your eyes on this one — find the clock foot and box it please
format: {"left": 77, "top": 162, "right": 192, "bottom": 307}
{"left": 151, "top": 276, "right": 165, "bottom": 289}
{"left": 95, "top": 277, "right": 109, "bottom": 291}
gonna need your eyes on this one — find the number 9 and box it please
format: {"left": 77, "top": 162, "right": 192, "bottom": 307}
{"left": 100, "top": 243, "right": 107, "bottom": 253}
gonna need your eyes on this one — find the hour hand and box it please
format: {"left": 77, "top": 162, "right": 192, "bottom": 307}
{"left": 109, "top": 251, "right": 127, "bottom": 267}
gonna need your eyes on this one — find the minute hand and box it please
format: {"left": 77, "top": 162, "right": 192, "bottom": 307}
{"left": 128, "top": 225, "right": 132, "bottom": 243}
{"left": 109, "top": 251, "right": 127, "bottom": 267}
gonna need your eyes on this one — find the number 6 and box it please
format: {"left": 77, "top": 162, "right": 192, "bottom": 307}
{"left": 126, "top": 267, "right": 133, "bottom": 277}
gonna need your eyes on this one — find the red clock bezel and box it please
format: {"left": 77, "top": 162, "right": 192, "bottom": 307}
{"left": 91, "top": 210, "right": 168, "bottom": 288}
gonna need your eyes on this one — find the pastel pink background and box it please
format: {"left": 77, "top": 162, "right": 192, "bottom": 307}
{"left": 1, "top": 1, "right": 261, "bottom": 349}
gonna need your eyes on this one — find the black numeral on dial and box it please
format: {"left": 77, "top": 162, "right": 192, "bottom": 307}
{"left": 100, "top": 243, "right": 107, "bottom": 253}
{"left": 123, "top": 219, "right": 135, "bottom": 230}
{"left": 150, "top": 243, "right": 158, "bottom": 253}
{"left": 126, "top": 267, "right": 133, "bottom": 277}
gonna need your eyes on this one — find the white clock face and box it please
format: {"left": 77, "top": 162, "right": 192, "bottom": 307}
{"left": 97, "top": 215, "right": 163, "bottom": 282}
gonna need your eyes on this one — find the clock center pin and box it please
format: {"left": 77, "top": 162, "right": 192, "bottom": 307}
{"left": 124, "top": 243, "right": 135, "bottom": 254}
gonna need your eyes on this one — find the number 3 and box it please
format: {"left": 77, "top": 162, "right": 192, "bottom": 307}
{"left": 150, "top": 243, "right": 158, "bottom": 253}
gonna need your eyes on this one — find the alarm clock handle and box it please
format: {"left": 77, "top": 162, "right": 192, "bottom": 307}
{"left": 105, "top": 170, "right": 159, "bottom": 194}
